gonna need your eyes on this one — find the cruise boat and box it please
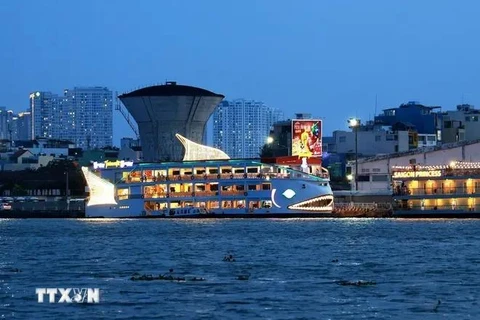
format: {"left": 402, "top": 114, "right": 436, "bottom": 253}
{"left": 81, "top": 134, "right": 334, "bottom": 218}
{"left": 392, "top": 161, "right": 480, "bottom": 217}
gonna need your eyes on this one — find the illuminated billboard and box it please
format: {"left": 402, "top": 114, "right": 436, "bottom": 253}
{"left": 291, "top": 119, "right": 322, "bottom": 157}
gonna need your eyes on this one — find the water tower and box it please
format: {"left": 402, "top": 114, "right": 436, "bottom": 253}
{"left": 118, "top": 82, "right": 224, "bottom": 161}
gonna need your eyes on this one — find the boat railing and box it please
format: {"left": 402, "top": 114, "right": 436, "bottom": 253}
{"left": 121, "top": 171, "right": 328, "bottom": 184}
{"left": 168, "top": 192, "right": 195, "bottom": 198}
{"left": 220, "top": 190, "right": 246, "bottom": 196}
{"left": 334, "top": 202, "right": 390, "bottom": 210}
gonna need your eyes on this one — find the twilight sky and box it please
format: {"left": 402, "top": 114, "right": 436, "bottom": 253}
{"left": 1, "top": 0, "right": 479, "bottom": 146}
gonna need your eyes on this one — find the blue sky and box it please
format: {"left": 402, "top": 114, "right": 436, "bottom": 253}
{"left": 1, "top": 0, "right": 479, "bottom": 146}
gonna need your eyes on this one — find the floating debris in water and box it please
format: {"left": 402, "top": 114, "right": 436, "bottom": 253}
{"left": 2, "top": 268, "right": 22, "bottom": 273}
{"left": 223, "top": 254, "right": 235, "bottom": 262}
{"left": 191, "top": 277, "right": 206, "bottom": 282}
{"left": 236, "top": 275, "right": 250, "bottom": 281}
{"left": 130, "top": 273, "right": 206, "bottom": 282}
{"left": 331, "top": 259, "right": 339, "bottom": 263}
{"left": 433, "top": 300, "right": 441, "bottom": 312}
{"left": 130, "top": 274, "right": 185, "bottom": 281}
{"left": 336, "top": 280, "right": 376, "bottom": 286}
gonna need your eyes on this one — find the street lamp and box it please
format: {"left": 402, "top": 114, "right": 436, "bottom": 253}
{"left": 348, "top": 118, "right": 360, "bottom": 191}
{"left": 266, "top": 137, "right": 290, "bottom": 157}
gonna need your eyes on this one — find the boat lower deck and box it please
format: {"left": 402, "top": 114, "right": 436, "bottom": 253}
{"left": 88, "top": 212, "right": 339, "bottom": 219}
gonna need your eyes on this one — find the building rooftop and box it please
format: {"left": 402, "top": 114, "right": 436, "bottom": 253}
{"left": 119, "top": 82, "right": 224, "bottom": 98}
{"left": 355, "top": 138, "right": 480, "bottom": 164}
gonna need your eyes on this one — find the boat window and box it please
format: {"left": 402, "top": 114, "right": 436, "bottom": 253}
{"left": 235, "top": 200, "right": 245, "bottom": 208}
{"left": 129, "top": 171, "right": 142, "bottom": 182}
{"left": 195, "top": 184, "right": 206, "bottom": 191}
{"left": 233, "top": 168, "right": 245, "bottom": 174}
{"left": 182, "top": 169, "right": 193, "bottom": 176}
{"left": 195, "top": 168, "right": 206, "bottom": 175}
{"left": 249, "top": 200, "right": 260, "bottom": 209}
{"left": 262, "top": 183, "right": 271, "bottom": 190}
{"left": 117, "top": 188, "right": 129, "bottom": 200}
{"left": 208, "top": 201, "right": 219, "bottom": 209}
{"left": 170, "top": 201, "right": 180, "bottom": 209}
{"left": 153, "top": 169, "right": 167, "bottom": 178}
{"left": 222, "top": 200, "right": 233, "bottom": 208}
{"left": 248, "top": 184, "right": 258, "bottom": 191}
{"left": 143, "top": 170, "right": 153, "bottom": 181}
{"left": 247, "top": 167, "right": 259, "bottom": 173}
{"left": 208, "top": 168, "right": 218, "bottom": 174}
{"left": 209, "top": 183, "right": 219, "bottom": 191}
{"left": 221, "top": 167, "right": 232, "bottom": 174}
{"left": 262, "top": 200, "right": 272, "bottom": 208}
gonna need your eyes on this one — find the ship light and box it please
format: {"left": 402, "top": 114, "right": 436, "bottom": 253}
{"left": 176, "top": 134, "right": 230, "bottom": 161}
{"left": 81, "top": 167, "right": 117, "bottom": 206}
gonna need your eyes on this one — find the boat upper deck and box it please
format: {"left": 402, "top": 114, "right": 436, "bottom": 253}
{"left": 90, "top": 158, "right": 330, "bottom": 184}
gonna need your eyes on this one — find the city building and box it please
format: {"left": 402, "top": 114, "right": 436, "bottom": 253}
{"left": 29, "top": 87, "right": 113, "bottom": 149}
{"left": 118, "top": 82, "right": 224, "bottom": 162}
{"left": 213, "top": 99, "right": 284, "bottom": 158}
{"left": 346, "top": 139, "right": 480, "bottom": 193}
{"left": 0, "top": 107, "right": 15, "bottom": 140}
{"left": 61, "top": 87, "right": 113, "bottom": 149}
{"left": 29, "top": 91, "right": 61, "bottom": 139}
{"left": 374, "top": 101, "right": 442, "bottom": 140}
{"left": 442, "top": 104, "right": 480, "bottom": 143}
{"left": 330, "top": 126, "right": 416, "bottom": 155}
{"left": 11, "top": 112, "right": 32, "bottom": 141}
{"left": 265, "top": 113, "right": 314, "bottom": 157}
{"left": 0, "top": 108, "right": 32, "bottom": 141}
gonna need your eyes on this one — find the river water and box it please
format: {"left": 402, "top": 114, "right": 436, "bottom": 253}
{"left": 1, "top": 218, "right": 480, "bottom": 319}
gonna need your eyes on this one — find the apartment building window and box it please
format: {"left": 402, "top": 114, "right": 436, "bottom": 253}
{"left": 339, "top": 136, "right": 346, "bottom": 143}
{"left": 371, "top": 175, "right": 388, "bottom": 181}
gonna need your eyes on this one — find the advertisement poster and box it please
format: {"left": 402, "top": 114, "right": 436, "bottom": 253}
{"left": 291, "top": 119, "right": 322, "bottom": 157}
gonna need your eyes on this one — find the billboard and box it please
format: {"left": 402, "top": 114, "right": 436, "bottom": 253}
{"left": 291, "top": 119, "right": 322, "bottom": 157}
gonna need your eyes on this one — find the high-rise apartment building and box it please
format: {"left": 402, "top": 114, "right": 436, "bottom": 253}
{"left": 0, "top": 107, "right": 16, "bottom": 140}
{"left": 29, "top": 91, "right": 61, "bottom": 139}
{"left": 14, "top": 112, "right": 32, "bottom": 140}
{"left": 61, "top": 87, "right": 113, "bottom": 149}
{"left": 0, "top": 108, "right": 32, "bottom": 141}
{"left": 212, "top": 99, "right": 284, "bottom": 158}
{"left": 0, "top": 107, "right": 9, "bottom": 140}
{"left": 29, "top": 87, "right": 113, "bottom": 148}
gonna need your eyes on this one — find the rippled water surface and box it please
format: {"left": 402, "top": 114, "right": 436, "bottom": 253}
{"left": 1, "top": 218, "right": 480, "bottom": 319}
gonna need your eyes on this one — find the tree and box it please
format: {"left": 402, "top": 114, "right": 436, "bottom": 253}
{"left": 259, "top": 143, "right": 274, "bottom": 158}
{"left": 12, "top": 184, "right": 28, "bottom": 196}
